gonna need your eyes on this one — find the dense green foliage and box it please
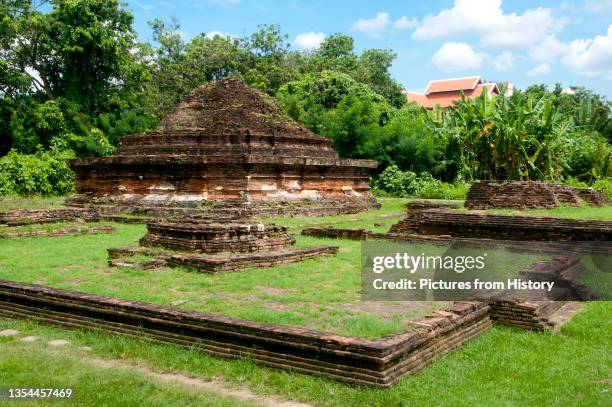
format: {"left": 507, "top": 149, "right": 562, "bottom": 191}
{"left": 0, "top": 0, "right": 610, "bottom": 197}
{"left": 278, "top": 73, "right": 610, "bottom": 194}
{"left": 429, "top": 90, "right": 611, "bottom": 183}
{"left": 0, "top": 147, "right": 75, "bottom": 195}
{"left": 372, "top": 165, "right": 468, "bottom": 199}
{"left": 592, "top": 178, "right": 612, "bottom": 199}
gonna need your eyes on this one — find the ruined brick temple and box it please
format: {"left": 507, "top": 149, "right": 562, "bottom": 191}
{"left": 68, "top": 78, "right": 378, "bottom": 215}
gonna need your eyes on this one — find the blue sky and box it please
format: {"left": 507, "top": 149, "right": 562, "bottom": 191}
{"left": 124, "top": 0, "right": 612, "bottom": 97}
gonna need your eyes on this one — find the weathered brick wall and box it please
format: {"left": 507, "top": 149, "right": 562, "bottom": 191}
{"left": 465, "top": 181, "right": 558, "bottom": 209}
{"left": 573, "top": 187, "right": 607, "bottom": 206}
{"left": 488, "top": 301, "right": 564, "bottom": 330}
{"left": 166, "top": 246, "right": 339, "bottom": 273}
{"left": 465, "top": 181, "right": 607, "bottom": 209}
{"left": 0, "top": 225, "right": 113, "bottom": 239}
{"left": 0, "top": 208, "right": 98, "bottom": 226}
{"left": 140, "top": 221, "right": 295, "bottom": 253}
{"left": 406, "top": 200, "right": 461, "bottom": 211}
{"left": 389, "top": 209, "right": 612, "bottom": 241}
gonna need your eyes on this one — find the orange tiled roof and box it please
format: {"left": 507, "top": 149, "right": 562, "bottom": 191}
{"left": 406, "top": 77, "right": 499, "bottom": 109}
{"left": 404, "top": 92, "right": 430, "bottom": 106}
{"left": 425, "top": 76, "right": 482, "bottom": 94}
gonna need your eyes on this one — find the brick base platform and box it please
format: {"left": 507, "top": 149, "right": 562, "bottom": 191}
{"left": 67, "top": 195, "right": 381, "bottom": 218}
{"left": 488, "top": 301, "right": 566, "bottom": 331}
{"left": 0, "top": 208, "right": 99, "bottom": 226}
{"left": 465, "top": 181, "right": 607, "bottom": 209}
{"left": 0, "top": 280, "right": 491, "bottom": 387}
{"left": 388, "top": 209, "right": 612, "bottom": 241}
{"left": 108, "top": 245, "right": 339, "bottom": 273}
{"left": 0, "top": 225, "right": 114, "bottom": 239}
{"left": 302, "top": 226, "right": 601, "bottom": 330}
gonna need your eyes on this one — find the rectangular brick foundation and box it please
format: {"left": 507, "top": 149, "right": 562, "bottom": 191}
{"left": 108, "top": 246, "right": 339, "bottom": 273}
{"left": 0, "top": 225, "right": 114, "bottom": 239}
{"left": 389, "top": 210, "right": 612, "bottom": 241}
{"left": 465, "top": 181, "right": 607, "bottom": 209}
{"left": 0, "top": 208, "right": 98, "bottom": 226}
{"left": 0, "top": 280, "right": 491, "bottom": 387}
{"left": 488, "top": 301, "right": 565, "bottom": 330}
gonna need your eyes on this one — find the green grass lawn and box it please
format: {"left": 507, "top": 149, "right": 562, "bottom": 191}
{"left": 263, "top": 197, "right": 409, "bottom": 233}
{"left": 0, "top": 195, "right": 66, "bottom": 211}
{"left": 0, "top": 327, "right": 257, "bottom": 406}
{"left": 482, "top": 203, "right": 612, "bottom": 220}
{"left": 0, "top": 198, "right": 545, "bottom": 339}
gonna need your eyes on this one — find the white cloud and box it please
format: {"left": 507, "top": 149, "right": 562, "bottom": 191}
{"left": 412, "top": 0, "right": 564, "bottom": 48}
{"left": 529, "top": 35, "right": 567, "bottom": 63}
{"left": 133, "top": 1, "right": 154, "bottom": 10}
{"left": 393, "top": 16, "right": 416, "bottom": 31}
{"left": 562, "top": 25, "right": 612, "bottom": 79}
{"left": 205, "top": 30, "right": 236, "bottom": 39}
{"left": 352, "top": 12, "right": 390, "bottom": 38}
{"left": 584, "top": 0, "right": 612, "bottom": 12}
{"left": 481, "top": 8, "right": 565, "bottom": 48}
{"left": 293, "top": 32, "right": 326, "bottom": 50}
{"left": 562, "top": 86, "right": 575, "bottom": 94}
{"left": 493, "top": 51, "right": 514, "bottom": 71}
{"left": 528, "top": 63, "right": 551, "bottom": 76}
{"left": 432, "top": 42, "right": 485, "bottom": 72}
{"left": 159, "top": 1, "right": 175, "bottom": 8}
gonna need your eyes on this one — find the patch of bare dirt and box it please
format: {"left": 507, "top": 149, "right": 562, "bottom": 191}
{"left": 256, "top": 285, "right": 296, "bottom": 296}
{"left": 379, "top": 212, "right": 405, "bottom": 218}
{"left": 88, "top": 356, "right": 313, "bottom": 407}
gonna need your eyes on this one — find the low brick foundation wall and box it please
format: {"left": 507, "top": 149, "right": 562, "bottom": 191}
{"left": 0, "top": 280, "right": 490, "bottom": 387}
{"left": 302, "top": 227, "right": 370, "bottom": 240}
{"left": 488, "top": 301, "right": 565, "bottom": 330}
{"left": 108, "top": 245, "right": 339, "bottom": 273}
{"left": 406, "top": 200, "right": 461, "bottom": 211}
{"left": 303, "top": 227, "right": 597, "bottom": 329}
{"left": 0, "top": 225, "right": 114, "bottom": 239}
{"left": 0, "top": 208, "right": 98, "bottom": 226}
{"left": 68, "top": 196, "right": 381, "bottom": 218}
{"left": 465, "top": 181, "right": 607, "bottom": 209}
{"left": 389, "top": 209, "right": 612, "bottom": 241}
{"left": 165, "top": 247, "right": 338, "bottom": 272}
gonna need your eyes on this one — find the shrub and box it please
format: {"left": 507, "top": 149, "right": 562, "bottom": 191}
{"left": 417, "top": 179, "right": 469, "bottom": 200}
{"left": 373, "top": 165, "right": 469, "bottom": 199}
{"left": 373, "top": 165, "right": 418, "bottom": 197}
{"left": 592, "top": 178, "right": 612, "bottom": 199}
{"left": 0, "top": 148, "right": 76, "bottom": 196}
{"left": 564, "top": 176, "right": 589, "bottom": 188}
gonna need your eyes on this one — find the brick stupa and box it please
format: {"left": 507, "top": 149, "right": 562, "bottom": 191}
{"left": 68, "top": 78, "right": 378, "bottom": 216}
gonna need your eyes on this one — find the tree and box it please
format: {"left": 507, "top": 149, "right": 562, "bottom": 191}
{"left": 243, "top": 24, "right": 298, "bottom": 93}
{"left": 290, "top": 34, "right": 405, "bottom": 108}
{"left": 432, "top": 91, "right": 575, "bottom": 181}
{"left": 1, "top": 0, "right": 152, "bottom": 156}
{"left": 355, "top": 48, "right": 405, "bottom": 108}
{"left": 4, "top": 0, "right": 138, "bottom": 114}
{"left": 146, "top": 17, "right": 188, "bottom": 114}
